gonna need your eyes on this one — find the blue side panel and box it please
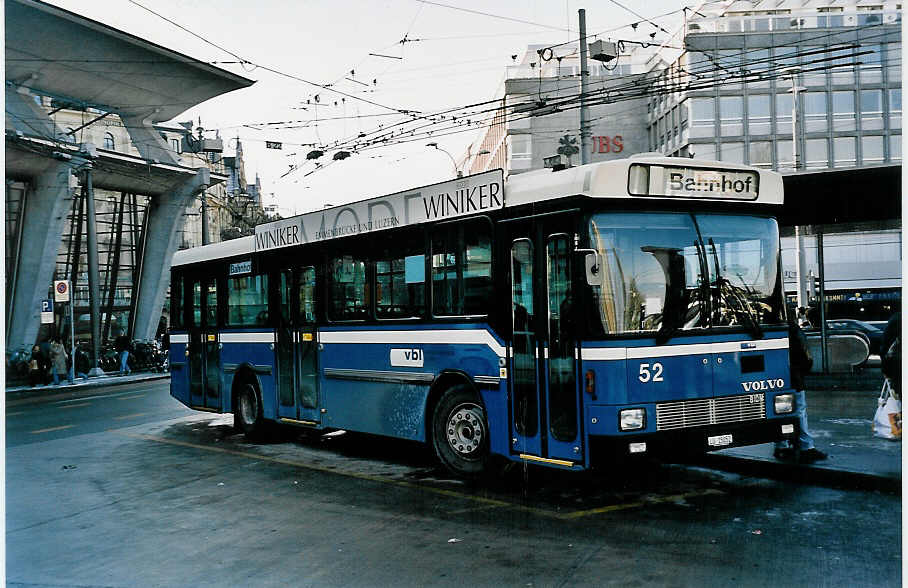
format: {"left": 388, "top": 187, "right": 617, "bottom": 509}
{"left": 218, "top": 334, "right": 277, "bottom": 418}
{"left": 169, "top": 334, "right": 189, "bottom": 406}
{"left": 319, "top": 323, "right": 504, "bottom": 443}
{"left": 479, "top": 386, "right": 509, "bottom": 458}
{"left": 325, "top": 381, "right": 428, "bottom": 441}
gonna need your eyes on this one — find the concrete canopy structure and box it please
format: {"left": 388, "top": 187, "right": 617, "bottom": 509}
{"left": 5, "top": 0, "right": 254, "bottom": 361}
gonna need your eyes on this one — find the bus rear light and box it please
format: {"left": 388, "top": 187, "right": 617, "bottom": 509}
{"left": 584, "top": 370, "right": 596, "bottom": 398}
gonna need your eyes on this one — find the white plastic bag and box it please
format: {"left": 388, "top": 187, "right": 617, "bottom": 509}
{"left": 873, "top": 379, "right": 902, "bottom": 440}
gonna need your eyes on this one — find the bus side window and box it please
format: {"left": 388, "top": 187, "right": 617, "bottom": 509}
{"left": 171, "top": 274, "right": 183, "bottom": 329}
{"left": 205, "top": 279, "right": 218, "bottom": 327}
{"left": 191, "top": 280, "right": 202, "bottom": 327}
{"left": 328, "top": 254, "right": 370, "bottom": 321}
{"left": 431, "top": 218, "right": 491, "bottom": 317}
{"left": 227, "top": 274, "right": 269, "bottom": 326}
{"left": 375, "top": 234, "right": 425, "bottom": 319}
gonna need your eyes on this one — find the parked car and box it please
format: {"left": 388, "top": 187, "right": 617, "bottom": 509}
{"left": 824, "top": 319, "right": 884, "bottom": 356}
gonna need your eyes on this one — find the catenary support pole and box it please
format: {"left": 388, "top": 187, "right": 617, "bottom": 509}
{"left": 816, "top": 228, "right": 828, "bottom": 373}
{"left": 83, "top": 167, "right": 105, "bottom": 376}
{"left": 579, "top": 8, "right": 591, "bottom": 165}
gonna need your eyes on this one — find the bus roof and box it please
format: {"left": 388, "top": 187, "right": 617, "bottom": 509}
{"left": 172, "top": 157, "right": 783, "bottom": 267}
{"left": 505, "top": 155, "right": 783, "bottom": 209}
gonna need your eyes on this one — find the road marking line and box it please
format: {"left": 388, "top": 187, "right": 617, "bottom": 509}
{"left": 59, "top": 403, "right": 91, "bottom": 409}
{"left": 114, "top": 431, "right": 719, "bottom": 520}
{"left": 30, "top": 425, "right": 74, "bottom": 434}
{"left": 7, "top": 411, "right": 25, "bottom": 417}
{"left": 113, "top": 413, "right": 148, "bottom": 420}
{"left": 558, "top": 489, "right": 726, "bottom": 519}
{"left": 116, "top": 394, "right": 146, "bottom": 401}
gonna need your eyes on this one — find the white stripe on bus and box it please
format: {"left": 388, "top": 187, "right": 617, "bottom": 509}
{"left": 582, "top": 338, "right": 788, "bottom": 361}
{"left": 219, "top": 332, "right": 274, "bottom": 344}
{"left": 170, "top": 334, "right": 189, "bottom": 344}
{"left": 319, "top": 329, "right": 506, "bottom": 358}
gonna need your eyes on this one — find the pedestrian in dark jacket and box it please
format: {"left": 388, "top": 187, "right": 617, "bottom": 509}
{"left": 775, "top": 317, "right": 827, "bottom": 463}
{"left": 28, "top": 345, "right": 44, "bottom": 387}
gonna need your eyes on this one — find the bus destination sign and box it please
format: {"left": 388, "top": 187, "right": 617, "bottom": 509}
{"left": 254, "top": 169, "right": 504, "bottom": 252}
{"left": 631, "top": 164, "right": 759, "bottom": 201}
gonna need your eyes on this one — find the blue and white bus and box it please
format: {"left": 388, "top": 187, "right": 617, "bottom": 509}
{"left": 168, "top": 155, "right": 799, "bottom": 477}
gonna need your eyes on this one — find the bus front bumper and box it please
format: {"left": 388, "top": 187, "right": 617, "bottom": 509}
{"left": 588, "top": 416, "right": 800, "bottom": 464}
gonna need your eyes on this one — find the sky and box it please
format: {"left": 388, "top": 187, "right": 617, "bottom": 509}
{"left": 44, "top": 0, "right": 688, "bottom": 216}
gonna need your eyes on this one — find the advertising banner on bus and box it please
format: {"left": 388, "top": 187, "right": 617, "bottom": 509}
{"left": 254, "top": 169, "right": 504, "bottom": 252}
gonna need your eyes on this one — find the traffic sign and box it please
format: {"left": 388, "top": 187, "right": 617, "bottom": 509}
{"left": 54, "top": 280, "right": 70, "bottom": 302}
{"left": 41, "top": 299, "right": 53, "bottom": 313}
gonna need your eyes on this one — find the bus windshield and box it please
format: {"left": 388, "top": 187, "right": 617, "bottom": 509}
{"left": 587, "top": 212, "right": 785, "bottom": 338}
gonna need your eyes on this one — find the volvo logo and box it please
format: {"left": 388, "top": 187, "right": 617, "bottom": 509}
{"left": 741, "top": 379, "right": 785, "bottom": 392}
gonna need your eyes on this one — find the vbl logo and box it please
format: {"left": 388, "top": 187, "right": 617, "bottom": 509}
{"left": 403, "top": 349, "right": 422, "bottom": 362}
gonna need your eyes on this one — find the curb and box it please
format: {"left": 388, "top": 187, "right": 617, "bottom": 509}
{"left": 698, "top": 453, "right": 901, "bottom": 494}
{"left": 6, "top": 373, "right": 170, "bottom": 406}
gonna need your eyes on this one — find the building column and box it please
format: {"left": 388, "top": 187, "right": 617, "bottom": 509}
{"left": 130, "top": 169, "right": 209, "bottom": 341}
{"left": 6, "top": 161, "right": 77, "bottom": 351}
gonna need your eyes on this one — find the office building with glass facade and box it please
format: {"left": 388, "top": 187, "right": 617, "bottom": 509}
{"left": 648, "top": 1, "right": 901, "bottom": 169}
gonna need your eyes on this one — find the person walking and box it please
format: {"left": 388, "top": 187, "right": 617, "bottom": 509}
{"left": 774, "top": 315, "right": 828, "bottom": 464}
{"left": 115, "top": 333, "right": 131, "bottom": 375}
{"left": 48, "top": 337, "right": 69, "bottom": 385}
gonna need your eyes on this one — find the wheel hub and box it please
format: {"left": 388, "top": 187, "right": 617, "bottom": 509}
{"left": 446, "top": 404, "right": 484, "bottom": 457}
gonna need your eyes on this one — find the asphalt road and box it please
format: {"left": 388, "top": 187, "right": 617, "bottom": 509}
{"left": 6, "top": 380, "right": 902, "bottom": 587}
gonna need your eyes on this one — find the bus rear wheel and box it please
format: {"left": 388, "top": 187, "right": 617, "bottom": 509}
{"left": 235, "top": 381, "right": 263, "bottom": 439}
{"left": 431, "top": 386, "right": 490, "bottom": 478}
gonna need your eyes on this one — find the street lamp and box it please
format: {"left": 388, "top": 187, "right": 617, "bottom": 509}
{"left": 426, "top": 142, "right": 461, "bottom": 178}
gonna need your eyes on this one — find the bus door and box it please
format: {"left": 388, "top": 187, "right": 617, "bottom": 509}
{"left": 507, "top": 219, "right": 582, "bottom": 464}
{"left": 277, "top": 266, "right": 320, "bottom": 424}
{"left": 188, "top": 276, "right": 221, "bottom": 410}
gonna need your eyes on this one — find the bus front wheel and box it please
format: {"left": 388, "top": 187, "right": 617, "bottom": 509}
{"left": 432, "top": 386, "right": 490, "bottom": 478}
{"left": 235, "top": 381, "right": 263, "bottom": 438}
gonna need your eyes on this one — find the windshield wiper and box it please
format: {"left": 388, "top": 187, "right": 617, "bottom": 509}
{"left": 709, "top": 238, "right": 763, "bottom": 339}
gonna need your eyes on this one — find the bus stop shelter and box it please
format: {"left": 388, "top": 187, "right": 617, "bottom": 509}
{"left": 778, "top": 164, "right": 901, "bottom": 371}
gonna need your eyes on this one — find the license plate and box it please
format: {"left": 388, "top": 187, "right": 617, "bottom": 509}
{"left": 708, "top": 434, "right": 733, "bottom": 447}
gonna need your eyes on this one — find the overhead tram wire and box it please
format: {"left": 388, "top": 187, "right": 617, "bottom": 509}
{"left": 413, "top": 0, "right": 574, "bottom": 33}
{"left": 322, "top": 40, "right": 875, "bottom": 150}
{"left": 23, "top": 20, "right": 891, "bottom": 151}
{"left": 125, "top": 0, "right": 430, "bottom": 123}
{"left": 312, "top": 51, "right": 879, "bottom": 159}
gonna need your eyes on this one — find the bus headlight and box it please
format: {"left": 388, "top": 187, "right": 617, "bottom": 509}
{"left": 619, "top": 408, "right": 646, "bottom": 431}
{"left": 774, "top": 394, "right": 794, "bottom": 414}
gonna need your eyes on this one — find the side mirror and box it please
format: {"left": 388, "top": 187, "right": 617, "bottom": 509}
{"left": 576, "top": 248, "right": 600, "bottom": 285}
